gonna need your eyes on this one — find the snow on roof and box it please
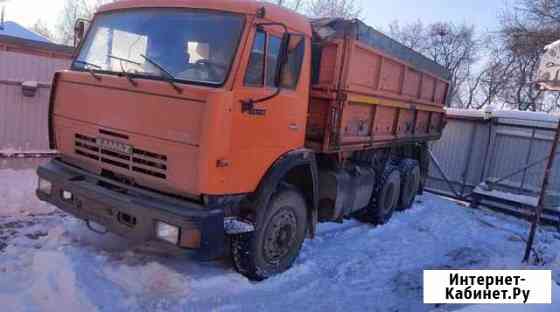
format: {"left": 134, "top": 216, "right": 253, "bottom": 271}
{"left": 447, "top": 108, "right": 559, "bottom": 123}
{"left": 538, "top": 40, "right": 560, "bottom": 91}
{"left": 446, "top": 108, "right": 486, "bottom": 119}
{"left": 545, "top": 39, "right": 560, "bottom": 51}
{"left": 493, "top": 110, "right": 559, "bottom": 123}
{"left": 0, "top": 21, "right": 50, "bottom": 43}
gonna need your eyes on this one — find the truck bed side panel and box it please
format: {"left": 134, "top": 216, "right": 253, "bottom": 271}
{"left": 307, "top": 38, "right": 448, "bottom": 153}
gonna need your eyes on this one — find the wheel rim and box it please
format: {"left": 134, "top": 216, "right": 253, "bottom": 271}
{"left": 383, "top": 183, "right": 396, "bottom": 213}
{"left": 405, "top": 176, "right": 414, "bottom": 198}
{"left": 263, "top": 207, "right": 297, "bottom": 264}
{"left": 408, "top": 169, "right": 420, "bottom": 202}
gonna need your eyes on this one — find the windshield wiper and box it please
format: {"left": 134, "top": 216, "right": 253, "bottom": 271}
{"left": 74, "top": 60, "right": 102, "bottom": 81}
{"left": 75, "top": 60, "right": 101, "bottom": 69}
{"left": 140, "top": 54, "right": 182, "bottom": 94}
{"left": 108, "top": 54, "right": 142, "bottom": 67}
{"left": 108, "top": 54, "right": 139, "bottom": 87}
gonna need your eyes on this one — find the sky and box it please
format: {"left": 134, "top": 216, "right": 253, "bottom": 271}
{"left": 1, "top": 0, "right": 65, "bottom": 30}
{"left": 359, "top": 0, "right": 509, "bottom": 33}
{"left": 1, "top": 0, "right": 509, "bottom": 36}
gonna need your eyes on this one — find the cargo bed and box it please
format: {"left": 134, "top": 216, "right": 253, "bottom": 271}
{"left": 306, "top": 19, "right": 449, "bottom": 153}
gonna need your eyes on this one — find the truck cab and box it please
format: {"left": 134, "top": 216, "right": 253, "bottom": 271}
{"left": 50, "top": 0, "right": 311, "bottom": 199}
{"left": 37, "top": 0, "right": 448, "bottom": 280}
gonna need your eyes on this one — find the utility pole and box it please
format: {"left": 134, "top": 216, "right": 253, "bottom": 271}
{"left": 523, "top": 119, "right": 560, "bottom": 262}
{"left": 0, "top": 5, "right": 5, "bottom": 30}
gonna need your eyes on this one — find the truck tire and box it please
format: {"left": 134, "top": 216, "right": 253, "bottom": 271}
{"left": 231, "top": 188, "right": 307, "bottom": 281}
{"left": 398, "top": 159, "right": 421, "bottom": 210}
{"left": 359, "top": 166, "right": 401, "bottom": 225}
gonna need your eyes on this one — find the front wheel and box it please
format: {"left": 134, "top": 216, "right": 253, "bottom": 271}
{"left": 231, "top": 188, "right": 307, "bottom": 281}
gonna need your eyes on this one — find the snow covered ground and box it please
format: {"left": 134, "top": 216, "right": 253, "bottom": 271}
{"left": 1, "top": 167, "right": 560, "bottom": 312}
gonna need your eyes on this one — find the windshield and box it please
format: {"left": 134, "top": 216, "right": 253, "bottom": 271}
{"left": 74, "top": 9, "right": 245, "bottom": 86}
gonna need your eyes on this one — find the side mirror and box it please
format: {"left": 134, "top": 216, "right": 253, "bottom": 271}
{"left": 74, "top": 19, "right": 89, "bottom": 47}
{"left": 274, "top": 32, "right": 290, "bottom": 88}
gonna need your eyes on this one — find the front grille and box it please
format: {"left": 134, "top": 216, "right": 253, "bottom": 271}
{"left": 74, "top": 133, "right": 168, "bottom": 179}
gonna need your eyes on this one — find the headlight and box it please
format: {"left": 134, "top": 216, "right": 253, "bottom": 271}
{"left": 38, "top": 178, "right": 52, "bottom": 195}
{"left": 155, "top": 221, "right": 179, "bottom": 245}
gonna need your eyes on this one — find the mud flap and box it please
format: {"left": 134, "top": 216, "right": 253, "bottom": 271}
{"left": 195, "top": 211, "right": 225, "bottom": 261}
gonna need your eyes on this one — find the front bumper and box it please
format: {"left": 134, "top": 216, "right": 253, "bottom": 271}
{"left": 36, "top": 159, "right": 224, "bottom": 260}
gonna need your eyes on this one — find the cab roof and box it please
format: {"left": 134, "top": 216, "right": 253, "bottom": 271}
{"left": 97, "top": 0, "right": 311, "bottom": 36}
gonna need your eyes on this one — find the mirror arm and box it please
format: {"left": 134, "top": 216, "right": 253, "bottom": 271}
{"left": 241, "top": 88, "right": 282, "bottom": 113}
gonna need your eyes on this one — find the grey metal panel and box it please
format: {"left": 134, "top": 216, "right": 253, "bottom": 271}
{"left": 426, "top": 114, "right": 559, "bottom": 205}
{"left": 465, "top": 122, "right": 490, "bottom": 186}
{"left": 544, "top": 139, "right": 560, "bottom": 212}
{"left": 0, "top": 50, "right": 68, "bottom": 82}
{"left": 429, "top": 120, "right": 472, "bottom": 180}
{"left": 0, "top": 84, "right": 50, "bottom": 151}
{"left": 0, "top": 50, "right": 70, "bottom": 152}
{"left": 427, "top": 119, "right": 484, "bottom": 196}
{"left": 525, "top": 140, "right": 551, "bottom": 192}
{"left": 489, "top": 131, "right": 531, "bottom": 185}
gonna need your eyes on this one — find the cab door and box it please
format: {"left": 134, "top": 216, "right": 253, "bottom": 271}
{"left": 227, "top": 24, "right": 310, "bottom": 193}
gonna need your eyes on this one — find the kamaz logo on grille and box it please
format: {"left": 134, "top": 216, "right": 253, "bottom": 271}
{"left": 96, "top": 137, "right": 133, "bottom": 154}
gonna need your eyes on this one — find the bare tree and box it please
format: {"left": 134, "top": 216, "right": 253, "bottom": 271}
{"left": 264, "top": 0, "right": 361, "bottom": 19}
{"left": 519, "top": 0, "right": 560, "bottom": 26}
{"left": 56, "top": 0, "right": 112, "bottom": 45}
{"left": 443, "top": 0, "right": 560, "bottom": 112}
{"left": 388, "top": 21, "right": 478, "bottom": 107}
{"left": 387, "top": 20, "right": 425, "bottom": 51}
{"left": 306, "top": 0, "right": 361, "bottom": 19}
{"left": 31, "top": 19, "right": 55, "bottom": 42}
{"left": 495, "top": 1, "right": 560, "bottom": 111}
{"left": 498, "top": 44, "right": 544, "bottom": 111}
{"left": 458, "top": 37, "right": 514, "bottom": 109}
{"left": 265, "top": 0, "right": 306, "bottom": 12}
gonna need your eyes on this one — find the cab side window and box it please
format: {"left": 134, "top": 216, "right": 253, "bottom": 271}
{"left": 266, "top": 36, "right": 281, "bottom": 87}
{"left": 244, "top": 31, "right": 266, "bottom": 86}
{"left": 281, "top": 35, "right": 305, "bottom": 89}
{"left": 244, "top": 31, "right": 305, "bottom": 90}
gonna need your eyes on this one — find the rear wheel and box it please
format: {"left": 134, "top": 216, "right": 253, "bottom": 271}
{"left": 398, "top": 159, "right": 421, "bottom": 210}
{"left": 231, "top": 188, "right": 307, "bottom": 281}
{"left": 360, "top": 166, "right": 401, "bottom": 225}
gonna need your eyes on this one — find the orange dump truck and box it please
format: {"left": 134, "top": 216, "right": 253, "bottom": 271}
{"left": 36, "top": 0, "right": 449, "bottom": 280}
